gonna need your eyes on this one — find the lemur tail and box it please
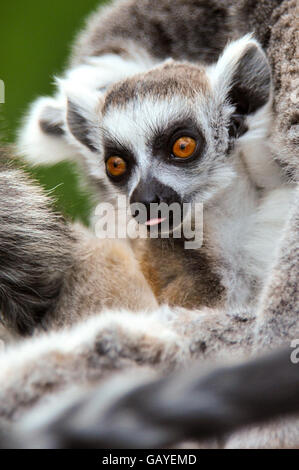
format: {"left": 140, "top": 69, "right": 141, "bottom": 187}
{"left": 0, "top": 156, "right": 74, "bottom": 335}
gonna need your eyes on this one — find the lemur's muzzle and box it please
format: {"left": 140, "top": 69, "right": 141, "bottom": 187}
{"left": 130, "top": 178, "right": 181, "bottom": 229}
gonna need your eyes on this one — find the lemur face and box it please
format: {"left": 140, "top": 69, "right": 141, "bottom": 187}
{"left": 100, "top": 63, "right": 230, "bottom": 221}
{"left": 81, "top": 37, "right": 270, "bottom": 229}
{"left": 21, "top": 36, "right": 271, "bottom": 230}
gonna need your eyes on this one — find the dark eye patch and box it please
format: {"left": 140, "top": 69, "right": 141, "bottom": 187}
{"left": 103, "top": 136, "right": 136, "bottom": 186}
{"left": 149, "top": 119, "right": 205, "bottom": 164}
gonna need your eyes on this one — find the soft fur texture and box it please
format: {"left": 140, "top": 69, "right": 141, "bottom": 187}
{"left": 231, "top": 0, "right": 298, "bottom": 181}
{"left": 31, "top": 33, "right": 294, "bottom": 314}
{"left": 0, "top": 155, "right": 74, "bottom": 336}
{"left": 0, "top": 158, "right": 157, "bottom": 338}
{"left": 1, "top": 0, "right": 298, "bottom": 449}
{"left": 17, "top": 0, "right": 298, "bottom": 183}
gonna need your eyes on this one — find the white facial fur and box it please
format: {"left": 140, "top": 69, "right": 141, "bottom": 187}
{"left": 101, "top": 92, "right": 235, "bottom": 203}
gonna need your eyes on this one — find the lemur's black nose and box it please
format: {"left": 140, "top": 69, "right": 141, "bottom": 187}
{"left": 130, "top": 183, "right": 160, "bottom": 223}
{"left": 129, "top": 177, "right": 180, "bottom": 224}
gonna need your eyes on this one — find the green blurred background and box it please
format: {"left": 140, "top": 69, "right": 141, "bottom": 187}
{"left": 0, "top": 0, "right": 108, "bottom": 225}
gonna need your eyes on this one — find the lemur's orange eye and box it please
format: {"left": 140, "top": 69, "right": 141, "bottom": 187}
{"left": 106, "top": 156, "right": 127, "bottom": 177}
{"left": 172, "top": 137, "right": 196, "bottom": 159}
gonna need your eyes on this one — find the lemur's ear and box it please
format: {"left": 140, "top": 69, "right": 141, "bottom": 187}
{"left": 64, "top": 83, "right": 102, "bottom": 153}
{"left": 211, "top": 35, "right": 271, "bottom": 116}
{"left": 17, "top": 96, "right": 81, "bottom": 165}
{"left": 17, "top": 64, "right": 105, "bottom": 166}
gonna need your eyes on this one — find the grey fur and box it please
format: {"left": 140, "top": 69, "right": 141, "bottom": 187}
{"left": 6, "top": 349, "right": 298, "bottom": 449}
{"left": 66, "top": 100, "right": 97, "bottom": 152}
{"left": 254, "top": 193, "right": 299, "bottom": 350}
{"left": 0, "top": 154, "right": 74, "bottom": 335}
{"left": 39, "top": 106, "right": 65, "bottom": 137}
{"left": 70, "top": 0, "right": 233, "bottom": 66}
{"left": 230, "top": 0, "right": 298, "bottom": 180}
{"left": 29, "top": 0, "right": 297, "bottom": 186}
{"left": 0, "top": 0, "right": 298, "bottom": 449}
{"left": 228, "top": 44, "right": 271, "bottom": 114}
{"left": 224, "top": 192, "right": 299, "bottom": 449}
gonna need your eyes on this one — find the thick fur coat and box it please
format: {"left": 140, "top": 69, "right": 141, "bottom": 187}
{"left": 0, "top": 0, "right": 298, "bottom": 448}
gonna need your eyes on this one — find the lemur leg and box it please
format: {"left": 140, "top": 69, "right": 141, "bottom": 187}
{"left": 0, "top": 301, "right": 258, "bottom": 428}
{"left": 224, "top": 192, "right": 299, "bottom": 448}
{"left": 253, "top": 193, "right": 299, "bottom": 351}
{"left": 0, "top": 309, "right": 189, "bottom": 422}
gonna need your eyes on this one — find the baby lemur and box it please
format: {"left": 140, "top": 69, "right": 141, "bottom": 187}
{"left": 18, "top": 1, "right": 292, "bottom": 315}
{"left": 0, "top": 0, "right": 296, "bottom": 448}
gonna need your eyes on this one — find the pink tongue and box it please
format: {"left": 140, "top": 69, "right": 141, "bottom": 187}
{"left": 145, "top": 217, "right": 166, "bottom": 226}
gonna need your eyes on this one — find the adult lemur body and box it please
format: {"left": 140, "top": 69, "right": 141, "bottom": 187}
{"left": 0, "top": 0, "right": 297, "bottom": 448}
